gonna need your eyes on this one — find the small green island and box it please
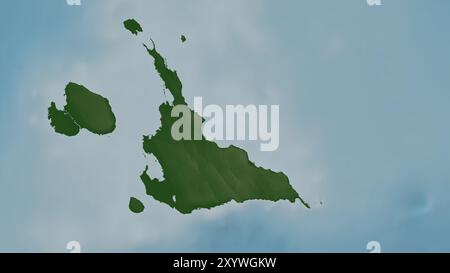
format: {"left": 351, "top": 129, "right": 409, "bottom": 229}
{"left": 123, "top": 19, "right": 143, "bottom": 35}
{"left": 48, "top": 82, "right": 116, "bottom": 136}
{"left": 129, "top": 197, "right": 145, "bottom": 214}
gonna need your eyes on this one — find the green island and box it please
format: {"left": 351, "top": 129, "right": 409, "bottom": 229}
{"left": 125, "top": 19, "right": 309, "bottom": 214}
{"left": 123, "top": 19, "right": 143, "bottom": 35}
{"left": 129, "top": 197, "right": 145, "bottom": 214}
{"left": 48, "top": 82, "right": 116, "bottom": 136}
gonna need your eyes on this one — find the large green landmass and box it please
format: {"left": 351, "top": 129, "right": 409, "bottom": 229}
{"left": 125, "top": 19, "right": 309, "bottom": 214}
{"left": 48, "top": 82, "right": 116, "bottom": 136}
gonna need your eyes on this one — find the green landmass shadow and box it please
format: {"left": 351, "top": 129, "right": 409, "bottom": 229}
{"left": 48, "top": 82, "right": 116, "bottom": 136}
{"left": 124, "top": 19, "right": 143, "bottom": 35}
{"left": 125, "top": 19, "right": 309, "bottom": 214}
{"left": 129, "top": 197, "right": 145, "bottom": 213}
{"left": 181, "top": 35, "right": 187, "bottom": 43}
